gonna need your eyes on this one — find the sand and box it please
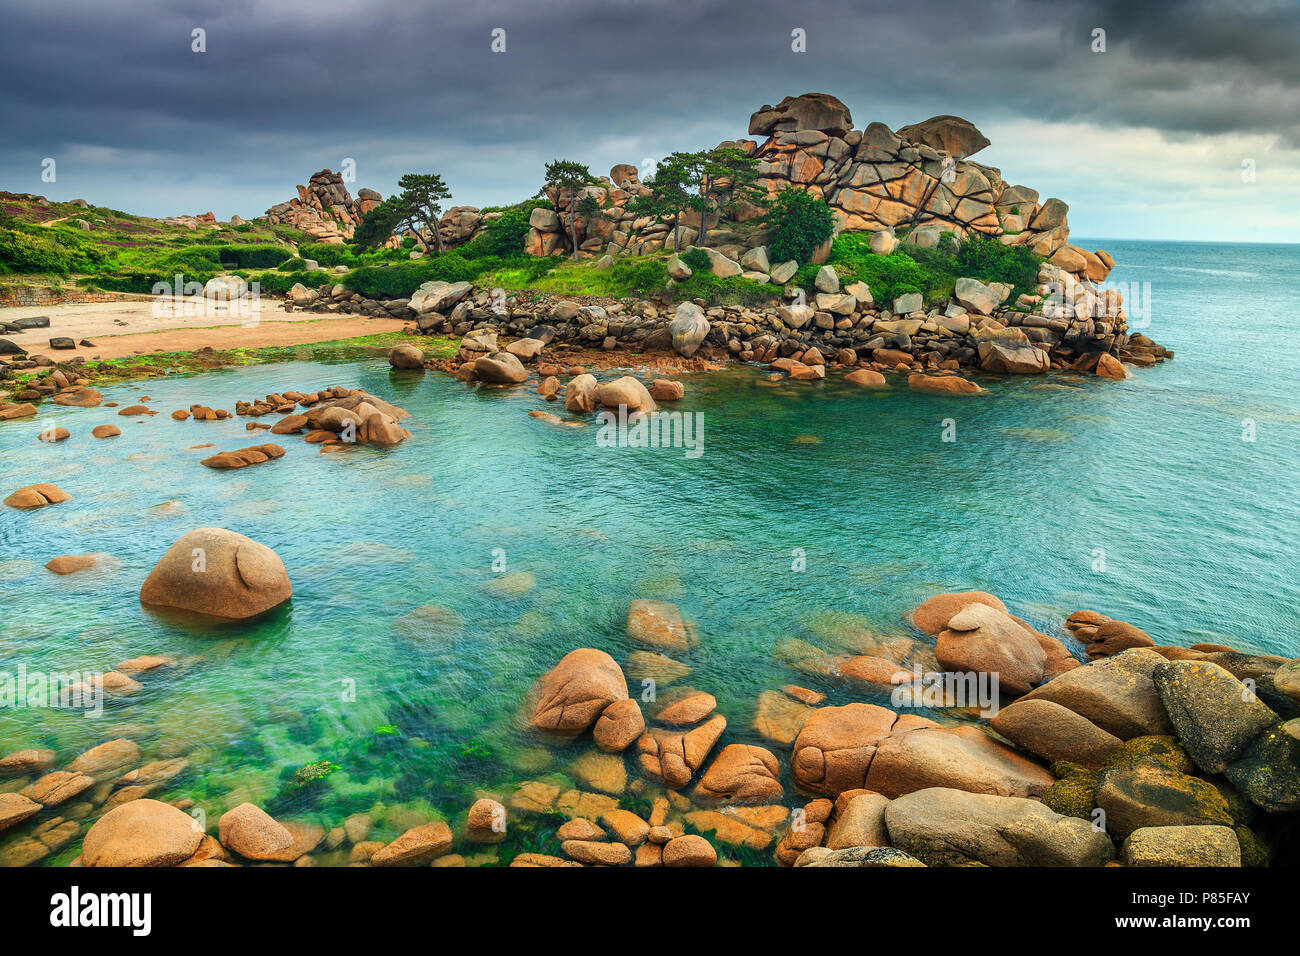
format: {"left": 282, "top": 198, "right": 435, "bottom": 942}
{"left": 4, "top": 299, "right": 406, "bottom": 361}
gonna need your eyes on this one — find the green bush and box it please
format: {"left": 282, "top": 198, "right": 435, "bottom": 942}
{"left": 671, "top": 271, "right": 781, "bottom": 307}
{"left": 459, "top": 201, "right": 545, "bottom": 259}
{"left": 343, "top": 254, "right": 490, "bottom": 298}
{"left": 210, "top": 244, "right": 293, "bottom": 269}
{"left": 255, "top": 271, "right": 328, "bottom": 294}
{"left": 679, "top": 247, "right": 711, "bottom": 273}
{"left": 766, "top": 188, "right": 834, "bottom": 265}
{"left": 0, "top": 228, "right": 72, "bottom": 273}
{"left": 953, "top": 232, "right": 1039, "bottom": 292}
{"left": 298, "top": 242, "right": 359, "bottom": 268}
{"left": 802, "top": 229, "right": 1042, "bottom": 307}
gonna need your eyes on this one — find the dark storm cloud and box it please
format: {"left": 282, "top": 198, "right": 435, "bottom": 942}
{"left": 0, "top": 0, "right": 1296, "bottom": 226}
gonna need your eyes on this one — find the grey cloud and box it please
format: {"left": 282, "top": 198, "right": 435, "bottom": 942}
{"left": 0, "top": 0, "right": 1295, "bottom": 231}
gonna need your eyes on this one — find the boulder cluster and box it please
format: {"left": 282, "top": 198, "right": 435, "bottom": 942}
{"left": 1, "top": 573, "right": 1295, "bottom": 867}
{"left": 514, "top": 94, "right": 1106, "bottom": 287}
{"left": 262, "top": 169, "right": 383, "bottom": 244}
{"left": 496, "top": 590, "right": 1298, "bottom": 867}
{"left": 221, "top": 384, "right": 414, "bottom": 449}
{"left": 289, "top": 261, "right": 1167, "bottom": 380}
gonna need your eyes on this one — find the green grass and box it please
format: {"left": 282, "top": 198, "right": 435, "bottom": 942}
{"left": 0, "top": 190, "right": 414, "bottom": 294}
{"left": 794, "top": 230, "right": 1042, "bottom": 307}
{"left": 480, "top": 252, "right": 782, "bottom": 306}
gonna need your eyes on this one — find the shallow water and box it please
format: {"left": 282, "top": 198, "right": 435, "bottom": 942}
{"left": 1, "top": 238, "right": 1298, "bottom": 863}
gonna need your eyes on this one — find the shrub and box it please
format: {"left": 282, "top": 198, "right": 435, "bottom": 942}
{"left": 766, "top": 187, "right": 834, "bottom": 265}
{"left": 953, "top": 232, "right": 1039, "bottom": 292}
{"left": 255, "top": 270, "right": 326, "bottom": 294}
{"left": 460, "top": 201, "right": 545, "bottom": 259}
{"left": 0, "top": 228, "right": 71, "bottom": 274}
{"left": 671, "top": 271, "right": 781, "bottom": 307}
{"left": 679, "top": 247, "right": 711, "bottom": 273}
{"left": 803, "top": 229, "right": 1043, "bottom": 306}
{"left": 343, "top": 255, "right": 489, "bottom": 298}
{"left": 211, "top": 244, "right": 293, "bottom": 269}
{"left": 297, "top": 242, "right": 359, "bottom": 268}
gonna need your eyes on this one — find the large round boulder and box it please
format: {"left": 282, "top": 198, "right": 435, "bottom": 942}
{"left": 594, "top": 376, "right": 656, "bottom": 414}
{"left": 474, "top": 351, "right": 528, "bottom": 384}
{"left": 1152, "top": 659, "right": 1278, "bottom": 774}
{"left": 82, "top": 799, "right": 203, "bottom": 866}
{"left": 564, "top": 373, "right": 598, "bottom": 413}
{"left": 388, "top": 344, "right": 425, "bottom": 369}
{"left": 864, "top": 725, "right": 1055, "bottom": 798}
{"left": 668, "top": 303, "right": 710, "bottom": 357}
{"left": 218, "top": 802, "right": 294, "bottom": 860}
{"left": 895, "top": 115, "right": 990, "bottom": 159}
{"left": 693, "top": 744, "right": 783, "bottom": 804}
{"left": 528, "top": 649, "right": 629, "bottom": 739}
{"left": 139, "top": 527, "right": 292, "bottom": 620}
{"left": 909, "top": 591, "right": 1007, "bottom": 635}
{"left": 990, "top": 698, "right": 1122, "bottom": 770}
{"left": 749, "top": 93, "right": 852, "bottom": 138}
{"left": 791, "top": 703, "right": 902, "bottom": 797}
{"left": 884, "top": 788, "right": 1114, "bottom": 866}
{"left": 935, "top": 602, "right": 1049, "bottom": 697}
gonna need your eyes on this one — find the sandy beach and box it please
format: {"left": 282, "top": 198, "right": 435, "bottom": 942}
{"left": 4, "top": 299, "right": 406, "bottom": 360}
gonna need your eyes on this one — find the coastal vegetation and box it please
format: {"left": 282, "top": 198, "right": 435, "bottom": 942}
{"left": 0, "top": 189, "right": 1040, "bottom": 313}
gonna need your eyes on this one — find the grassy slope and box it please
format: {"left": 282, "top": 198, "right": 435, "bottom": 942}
{"left": 1, "top": 192, "right": 1040, "bottom": 313}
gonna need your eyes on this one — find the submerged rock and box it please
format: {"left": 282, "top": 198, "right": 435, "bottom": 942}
{"left": 388, "top": 344, "right": 425, "bottom": 369}
{"left": 219, "top": 802, "right": 294, "bottom": 860}
{"left": 82, "top": 799, "right": 203, "bottom": 867}
{"left": 4, "top": 483, "right": 71, "bottom": 510}
{"left": 371, "top": 821, "right": 453, "bottom": 866}
{"left": 694, "top": 744, "right": 783, "bottom": 804}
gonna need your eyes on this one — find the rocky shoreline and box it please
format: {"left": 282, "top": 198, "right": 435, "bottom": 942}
{"left": 282, "top": 254, "right": 1171, "bottom": 387}
{"left": 2, "top": 575, "right": 1296, "bottom": 867}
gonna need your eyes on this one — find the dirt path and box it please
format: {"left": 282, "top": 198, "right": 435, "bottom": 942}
{"left": 4, "top": 300, "right": 407, "bottom": 360}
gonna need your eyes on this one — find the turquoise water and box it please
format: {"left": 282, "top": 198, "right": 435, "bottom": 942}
{"left": 1, "top": 239, "right": 1298, "bottom": 863}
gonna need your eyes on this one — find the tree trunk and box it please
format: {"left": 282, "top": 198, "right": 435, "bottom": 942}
{"left": 697, "top": 175, "right": 712, "bottom": 247}
{"left": 569, "top": 198, "right": 579, "bottom": 258}
{"left": 433, "top": 216, "right": 444, "bottom": 255}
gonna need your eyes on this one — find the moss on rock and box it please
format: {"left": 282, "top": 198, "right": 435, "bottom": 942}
{"left": 1042, "top": 776, "right": 1097, "bottom": 820}
{"left": 1100, "top": 735, "right": 1193, "bottom": 775}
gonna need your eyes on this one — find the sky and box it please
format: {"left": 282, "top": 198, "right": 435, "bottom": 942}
{"left": 1, "top": 0, "right": 1296, "bottom": 242}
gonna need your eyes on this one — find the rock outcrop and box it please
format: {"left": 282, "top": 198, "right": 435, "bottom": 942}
{"left": 263, "top": 169, "right": 383, "bottom": 243}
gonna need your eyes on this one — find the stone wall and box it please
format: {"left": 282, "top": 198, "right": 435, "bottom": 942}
{"left": 0, "top": 284, "right": 139, "bottom": 309}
